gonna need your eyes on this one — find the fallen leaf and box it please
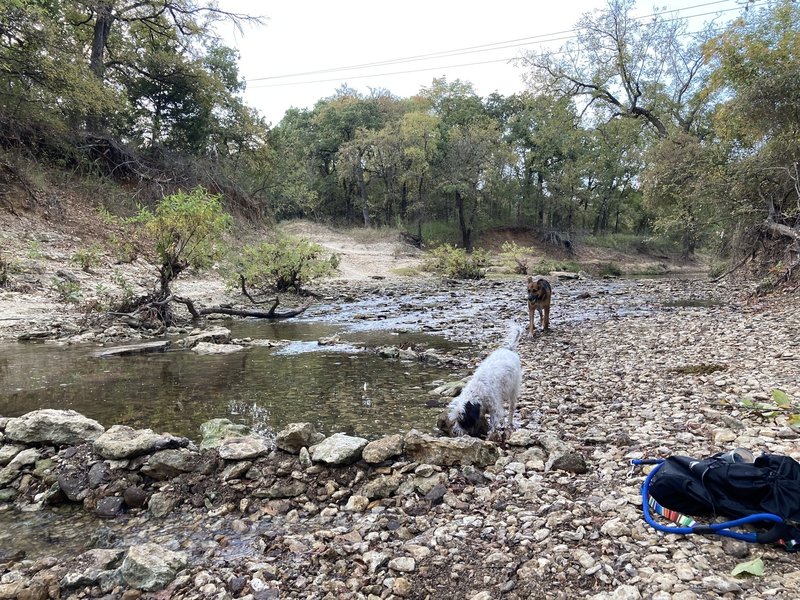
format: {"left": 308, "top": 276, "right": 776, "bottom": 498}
{"left": 731, "top": 557, "right": 764, "bottom": 578}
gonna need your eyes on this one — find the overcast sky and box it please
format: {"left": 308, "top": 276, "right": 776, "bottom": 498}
{"left": 216, "top": 0, "right": 749, "bottom": 126}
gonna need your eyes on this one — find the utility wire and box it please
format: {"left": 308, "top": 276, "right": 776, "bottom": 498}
{"left": 245, "top": 0, "right": 747, "bottom": 87}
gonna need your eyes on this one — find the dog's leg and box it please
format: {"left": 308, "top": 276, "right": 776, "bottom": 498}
{"left": 527, "top": 302, "right": 535, "bottom": 336}
{"left": 543, "top": 304, "right": 550, "bottom": 331}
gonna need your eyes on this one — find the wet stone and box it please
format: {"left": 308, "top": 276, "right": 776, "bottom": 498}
{"left": 95, "top": 496, "right": 124, "bottom": 518}
{"left": 123, "top": 486, "right": 148, "bottom": 508}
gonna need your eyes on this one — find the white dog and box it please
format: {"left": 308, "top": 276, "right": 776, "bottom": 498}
{"left": 446, "top": 325, "right": 523, "bottom": 438}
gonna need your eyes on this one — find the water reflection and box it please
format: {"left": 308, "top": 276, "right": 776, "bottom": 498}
{"left": 0, "top": 323, "right": 467, "bottom": 441}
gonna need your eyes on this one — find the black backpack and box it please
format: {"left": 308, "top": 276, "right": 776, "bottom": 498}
{"left": 635, "top": 453, "right": 800, "bottom": 551}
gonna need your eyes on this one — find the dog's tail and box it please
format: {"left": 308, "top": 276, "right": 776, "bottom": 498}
{"left": 502, "top": 323, "right": 523, "bottom": 351}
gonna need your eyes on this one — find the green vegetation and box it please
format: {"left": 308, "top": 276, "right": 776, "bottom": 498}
{"left": 598, "top": 263, "right": 623, "bottom": 277}
{"left": 739, "top": 389, "right": 800, "bottom": 427}
{"left": 500, "top": 241, "right": 535, "bottom": 275}
{"left": 424, "top": 244, "right": 488, "bottom": 280}
{"left": 670, "top": 364, "right": 727, "bottom": 375}
{"left": 51, "top": 277, "right": 82, "bottom": 303}
{"left": 231, "top": 236, "right": 340, "bottom": 293}
{"left": 25, "top": 240, "right": 44, "bottom": 260}
{"left": 1, "top": 1, "right": 798, "bottom": 289}
{"left": 531, "top": 259, "right": 582, "bottom": 275}
{"left": 136, "top": 188, "right": 231, "bottom": 294}
{"left": 71, "top": 244, "right": 103, "bottom": 273}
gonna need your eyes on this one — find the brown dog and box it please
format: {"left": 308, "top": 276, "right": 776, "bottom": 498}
{"left": 527, "top": 276, "right": 551, "bottom": 335}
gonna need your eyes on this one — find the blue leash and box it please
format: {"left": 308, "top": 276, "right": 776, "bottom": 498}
{"left": 633, "top": 459, "right": 785, "bottom": 543}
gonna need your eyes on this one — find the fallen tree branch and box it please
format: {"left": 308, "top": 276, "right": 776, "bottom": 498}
{"left": 239, "top": 274, "right": 274, "bottom": 305}
{"left": 172, "top": 295, "right": 311, "bottom": 320}
{"left": 712, "top": 253, "right": 751, "bottom": 283}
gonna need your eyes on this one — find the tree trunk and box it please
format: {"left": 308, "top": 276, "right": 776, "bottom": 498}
{"left": 90, "top": 2, "right": 114, "bottom": 80}
{"left": 354, "top": 149, "right": 369, "bottom": 227}
{"left": 455, "top": 189, "right": 472, "bottom": 252}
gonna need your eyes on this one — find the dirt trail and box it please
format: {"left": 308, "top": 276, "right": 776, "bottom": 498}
{"left": 278, "top": 220, "right": 425, "bottom": 281}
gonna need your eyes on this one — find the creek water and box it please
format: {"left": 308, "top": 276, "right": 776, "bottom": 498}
{"left": 0, "top": 320, "right": 469, "bottom": 442}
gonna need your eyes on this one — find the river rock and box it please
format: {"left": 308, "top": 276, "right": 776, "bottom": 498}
{"left": 120, "top": 543, "right": 187, "bottom": 592}
{"left": 95, "top": 496, "right": 125, "bottom": 518}
{"left": 0, "top": 444, "right": 26, "bottom": 466}
{"left": 93, "top": 425, "right": 190, "bottom": 459}
{"left": 403, "top": 429, "right": 500, "bottom": 466}
{"left": 361, "top": 474, "right": 403, "bottom": 499}
{"left": 275, "top": 422, "right": 325, "bottom": 454}
{"left": 181, "top": 326, "right": 231, "bottom": 347}
{"left": 123, "top": 486, "right": 148, "bottom": 508}
{"left": 140, "top": 448, "right": 199, "bottom": 480}
{"left": 192, "top": 341, "right": 245, "bottom": 355}
{"left": 309, "top": 433, "right": 368, "bottom": 465}
{"left": 217, "top": 436, "right": 271, "bottom": 460}
{"left": 0, "top": 466, "right": 19, "bottom": 487}
{"left": 148, "top": 492, "right": 179, "bottom": 518}
{"left": 5, "top": 409, "right": 105, "bottom": 445}
{"left": 198, "top": 418, "right": 251, "bottom": 451}
{"left": 58, "top": 466, "right": 89, "bottom": 502}
{"left": 60, "top": 548, "right": 125, "bottom": 589}
{"left": 0, "top": 447, "right": 40, "bottom": 486}
{"left": 362, "top": 434, "right": 404, "bottom": 463}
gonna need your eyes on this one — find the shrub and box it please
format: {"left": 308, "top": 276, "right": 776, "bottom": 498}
{"left": 531, "top": 259, "right": 583, "bottom": 275}
{"left": 500, "top": 241, "right": 535, "bottom": 274}
{"left": 424, "top": 244, "right": 488, "bottom": 280}
{"left": 232, "top": 236, "right": 340, "bottom": 293}
{"left": 71, "top": 244, "right": 103, "bottom": 273}
{"left": 51, "top": 277, "right": 82, "bottom": 303}
{"left": 135, "top": 187, "right": 231, "bottom": 292}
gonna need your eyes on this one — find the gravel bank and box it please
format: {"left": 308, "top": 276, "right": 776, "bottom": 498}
{"left": 1, "top": 276, "right": 799, "bottom": 600}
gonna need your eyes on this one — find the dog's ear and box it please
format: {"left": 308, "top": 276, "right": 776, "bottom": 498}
{"left": 527, "top": 276, "right": 533, "bottom": 283}
{"left": 458, "top": 400, "right": 483, "bottom": 436}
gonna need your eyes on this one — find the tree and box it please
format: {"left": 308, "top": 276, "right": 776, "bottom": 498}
{"left": 642, "top": 130, "right": 724, "bottom": 257}
{"left": 398, "top": 110, "right": 440, "bottom": 226}
{"left": 519, "top": 0, "right": 714, "bottom": 137}
{"left": 137, "top": 187, "right": 231, "bottom": 299}
{"left": 502, "top": 93, "right": 585, "bottom": 230}
{"left": 0, "top": 0, "right": 114, "bottom": 129}
{"left": 703, "top": 0, "right": 800, "bottom": 283}
{"left": 438, "top": 121, "right": 503, "bottom": 252}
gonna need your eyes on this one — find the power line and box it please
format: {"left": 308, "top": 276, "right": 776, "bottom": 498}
{"left": 245, "top": 0, "right": 746, "bottom": 87}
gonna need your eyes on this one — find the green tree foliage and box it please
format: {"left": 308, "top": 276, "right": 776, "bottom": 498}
{"left": 136, "top": 187, "right": 231, "bottom": 293}
{"left": 0, "top": 1, "right": 114, "bottom": 132}
{"left": 232, "top": 237, "right": 339, "bottom": 293}
{"left": 643, "top": 130, "right": 726, "bottom": 257}
{"left": 1, "top": 0, "right": 268, "bottom": 207}
{"left": 519, "top": 0, "right": 715, "bottom": 137}
{"left": 703, "top": 0, "right": 800, "bottom": 279}
{"left": 424, "top": 244, "right": 488, "bottom": 280}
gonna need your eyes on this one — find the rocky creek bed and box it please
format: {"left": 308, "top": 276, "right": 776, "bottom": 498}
{"left": 1, "top": 275, "right": 800, "bottom": 600}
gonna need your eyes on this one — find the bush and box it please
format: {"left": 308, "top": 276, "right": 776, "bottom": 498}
{"left": 420, "top": 221, "right": 461, "bottom": 248}
{"left": 51, "top": 277, "right": 82, "bottom": 303}
{"left": 135, "top": 187, "right": 231, "bottom": 291}
{"left": 424, "top": 244, "right": 488, "bottom": 280}
{"left": 500, "top": 241, "right": 535, "bottom": 274}
{"left": 232, "top": 236, "right": 340, "bottom": 293}
{"left": 531, "top": 259, "right": 583, "bottom": 275}
{"left": 71, "top": 243, "right": 103, "bottom": 273}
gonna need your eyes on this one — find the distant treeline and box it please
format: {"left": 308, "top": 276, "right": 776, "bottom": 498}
{"left": 1, "top": 1, "right": 798, "bottom": 279}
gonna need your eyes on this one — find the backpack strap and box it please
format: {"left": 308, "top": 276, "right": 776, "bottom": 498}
{"left": 634, "top": 459, "right": 787, "bottom": 544}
